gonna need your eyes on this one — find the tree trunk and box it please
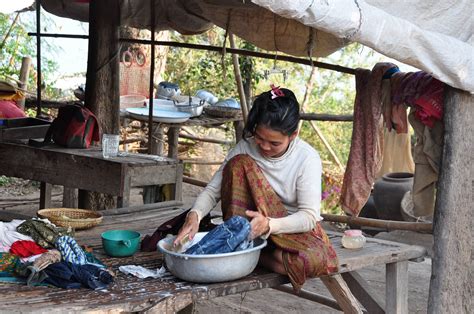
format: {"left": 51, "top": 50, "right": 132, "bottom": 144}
{"left": 428, "top": 87, "right": 473, "bottom": 313}
{"left": 83, "top": 0, "right": 120, "bottom": 210}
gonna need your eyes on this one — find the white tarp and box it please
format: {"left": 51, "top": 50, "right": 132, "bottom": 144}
{"left": 251, "top": 0, "right": 474, "bottom": 92}
{"left": 40, "top": 0, "right": 474, "bottom": 92}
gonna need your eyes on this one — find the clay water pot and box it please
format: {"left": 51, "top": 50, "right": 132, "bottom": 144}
{"left": 373, "top": 172, "right": 414, "bottom": 221}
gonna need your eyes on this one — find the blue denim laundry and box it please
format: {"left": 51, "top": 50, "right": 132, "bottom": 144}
{"left": 43, "top": 261, "right": 113, "bottom": 290}
{"left": 185, "top": 216, "right": 251, "bottom": 255}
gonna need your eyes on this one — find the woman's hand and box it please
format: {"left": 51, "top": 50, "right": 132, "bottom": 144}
{"left": 246, "top": 210, "right": 270, "bottom": 240}
{"left": 173, "top": 211, "right": 199, "bottom": 247}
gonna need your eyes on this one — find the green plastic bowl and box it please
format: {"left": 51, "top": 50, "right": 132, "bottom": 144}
{"left": 101, "top": 230, "right": 140, "bottom": 257}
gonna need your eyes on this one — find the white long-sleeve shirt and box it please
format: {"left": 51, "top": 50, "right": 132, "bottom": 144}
{"left": 191, "top": 137, "right": 323, "bottom": 236}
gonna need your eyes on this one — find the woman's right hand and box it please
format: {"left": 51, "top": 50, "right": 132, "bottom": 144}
{"left": 173, "top": 211, "right": 199, "bottom": 247}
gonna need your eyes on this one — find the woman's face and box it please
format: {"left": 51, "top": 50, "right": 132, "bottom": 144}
{"left": 253, "top": 125, "right": 297, "bottom": 158}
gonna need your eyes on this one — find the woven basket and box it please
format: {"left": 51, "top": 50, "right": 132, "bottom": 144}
{"left": 37, "top": 208, "right": 103, "bottom": 230}
{"left": 204, "top": 106, "right": 241, "bottom": 118}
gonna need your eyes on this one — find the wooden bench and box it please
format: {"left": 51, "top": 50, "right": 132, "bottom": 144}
{"left": 0, "top": 205, "right": 426, "bottom": 313}
{"left": 0, "top": 142, "right": 183, "bottom": 208}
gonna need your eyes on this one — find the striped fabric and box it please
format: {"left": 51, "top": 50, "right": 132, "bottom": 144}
{"left": 221, "top": 154, "right": 339, "bottom": 292}
{"left": 55, "top": 236, "right": 87, "bottom": 265}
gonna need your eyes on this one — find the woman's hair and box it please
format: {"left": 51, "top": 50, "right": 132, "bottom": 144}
{"left": 243, "top": 87, "right": 300, "bottom": 139}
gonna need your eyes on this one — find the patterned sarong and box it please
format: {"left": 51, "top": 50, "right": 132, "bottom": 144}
{"left": 221, "top": 154, "right": 338, "bottom": 291}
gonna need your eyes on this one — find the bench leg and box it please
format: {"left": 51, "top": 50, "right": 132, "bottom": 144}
{"left": 342, "top": 271, "right": 385, "bottom": 314}
{"left": 62, "top": 187, "right": 78, "bottom": 208}
{"left": 39, "top": 182, "right": 52, "bottom": 209}
{"left": 321, "top": 274, "right": 364, "bottom": 314}
{"left": 386, "top": 261, "right": 408, "bottom": 314}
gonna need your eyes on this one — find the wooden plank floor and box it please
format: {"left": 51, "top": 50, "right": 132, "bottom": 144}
{"left": 0, "top": 205, "right": 426, "bottom": 313}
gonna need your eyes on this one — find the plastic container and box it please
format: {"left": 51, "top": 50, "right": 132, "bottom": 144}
{"left": 101, "top": 230, "right": 141, "bottom": 257}
{"left": 119, "top": 94, "right": 146, "bottom": 109}
{"left": 341, "top": 229, "right": 366, "bottom": 249}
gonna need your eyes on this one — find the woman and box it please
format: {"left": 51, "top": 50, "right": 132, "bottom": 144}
{"left": 175, "top": 86, "right": 338, "bottom": 290}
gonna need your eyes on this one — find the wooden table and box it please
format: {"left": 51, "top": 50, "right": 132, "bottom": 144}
{"left": 0, "top": 204, "right": 427, "bottom": 313}
{"left": 0, "top": 142, "right": 183, "bottom": 208}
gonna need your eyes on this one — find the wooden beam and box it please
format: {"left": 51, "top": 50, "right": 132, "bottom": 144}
{"left": 300, "top": 113, "right": 353, "bottom": 121}
{"left": 179, "top": 133, "right": 233, "bottom": 145}
{"left": 428, "top": 88, "right": 473, "bottom": 312}
{"left": 183, "top": 176, "right": 207, "bottom": 187}
{"left": 321, "top": 275, "right": 364, "bottom": 314}
{"left": 274, "top": 285, "right": 341, "bottom": 311}
{"left": 28, "top": 34, "right": 357, "bottom": 75}
{"left": 322, "top": 213, "right": 433, "bottom": 233}
{"left": 342, "top": 271, "right": 385, "bottom": 314}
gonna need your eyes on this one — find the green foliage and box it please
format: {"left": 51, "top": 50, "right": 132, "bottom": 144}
{"left": 0, "top": 12, "right": 60, "bottom": 99}
{"left": 0, "top": 175, "right": 13, "bottom": 186}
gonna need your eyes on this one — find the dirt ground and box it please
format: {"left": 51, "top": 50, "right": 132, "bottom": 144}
{"left": 0, "top": 179, "right": 432, "bottom": 313}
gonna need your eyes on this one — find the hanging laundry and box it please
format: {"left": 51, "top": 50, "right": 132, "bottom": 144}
{"left": 340, "top": 63, "right": 397, "bottom": 216}
{"left": 408, "top": 109, "right": 443, "bottom": 216}
{"left": 390, "top": 71, "right": 445, "bottom": 127}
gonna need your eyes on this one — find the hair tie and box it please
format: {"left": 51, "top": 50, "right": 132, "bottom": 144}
{"left": 270, "top": 84, "right": 285, "bottom": 99}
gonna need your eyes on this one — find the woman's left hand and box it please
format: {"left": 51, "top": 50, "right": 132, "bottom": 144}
{"left": 246, "top": 210, "right": 270, "bottom": 240}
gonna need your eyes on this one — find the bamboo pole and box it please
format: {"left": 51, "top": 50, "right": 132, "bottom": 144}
{"left": 181, "top": 159, "right": 223, "bottom": 165}
{"left": 300, "top": 113, "right": 353, "bottom": 121}
{"left": 321, "top": 214, "right": 433, "bottom": 233}
{"left": 300, "top": 67, "right": 345, "bottom": 171}
{"left": 179, "top": 133, "right": 233, "bottom": 145}
{"left": 183, "top": 176, "right": 208, "bottom": 187}
{"left": 229, "top": 33, "right": 248, "bottom": 122}
{"left": 27, "top": 33, "right": 357, "bottom": 75}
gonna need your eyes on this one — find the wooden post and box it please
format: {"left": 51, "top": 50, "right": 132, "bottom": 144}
{"left": 229, "top": 34, "right": 248, "bottom": 123}
{"left": 428, "top": 88, "right": 473, "bottom": 313}
{"left": 39, "top": 182, "right": 52, "bottom": 209}
{"left": 386, "top": 261, "right": 408, "bottom": 314}
{"left": 321, "top": 275, "right": 364, "bottom": 314}
{"left": 83, "top": 0, "right": 120, "bottom": 210}
{"left": 16, "top": 56, "right": 32, "bottom": 110}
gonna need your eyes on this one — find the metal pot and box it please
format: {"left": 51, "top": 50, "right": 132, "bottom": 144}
{"left": 158, "top": 232, "right": 267, "bottom": 283}
{"left": 173, "top": 97, "right": 206, "bottom": 117}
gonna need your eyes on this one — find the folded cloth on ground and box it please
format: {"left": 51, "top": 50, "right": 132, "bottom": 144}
{"left": 10, "top": 240, "right": 48, "bottom": 258}
{"left": 119, "top": 265, "right": 167, "bottom": 279}
{"left": 0, "top": 252, "right": 20, "bottom": 275}
{"left": 17, "top": 219, "right": 73, "bottom": 249}
{"left": 185, "top": 216, "right": 251, "bottom": 255}
{"left": 0, "top": 220, "right": 33, "bottom": 247}
{"left": 55, "top": 236, "right": 88, "bottom": 265}
{"left": 33, "top": 249, "right": 62, "bottom": 271}
{"left": 43, "top": 261, "right": 113, "bottom": 290}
